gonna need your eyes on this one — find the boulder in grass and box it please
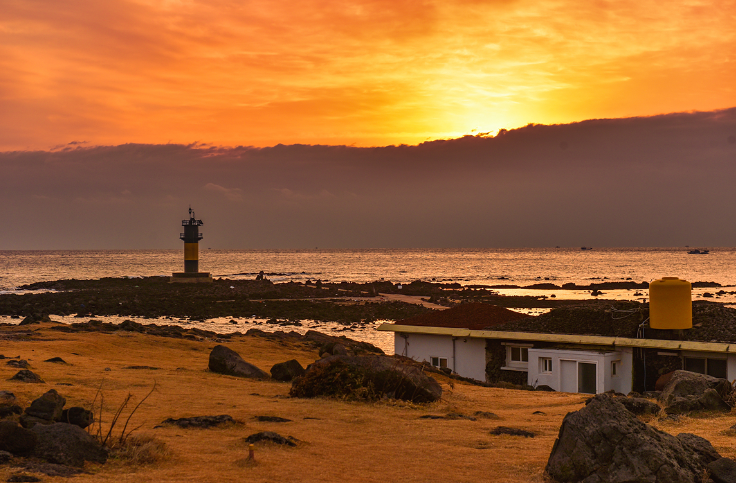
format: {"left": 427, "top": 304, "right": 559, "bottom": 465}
{"left": 660, "top": 371, "right": 733, "bottom": 415}
{"left": 31, "top": 423, "right": 107, "bottom": 467}
{"left": 208, "top": 345, "right": 270, "bottom": 379}
{"left": 161, "top": 415, "right": 235, "bottom": 429}
{"left": 290, "top": 354, "right": 442, "bottom": 403}
{"left": 708, "top": 457, "right": 736, "bottom": 483}
{"left": 60, "top": 407, "right": 94, "bottom": 429}
{"left": 244, "top": 431, "right": 297, "bottom": 447}
{"left": 661, "top": 370, "right": 732, "bottom": 404}
{"left": 546, "top": 394, "right": 721, "bottom": 483}
{"left": 0, "top": 421, "right": 37, "bottom": 455}
{"left": 25, "top": 390, "right": 66, "bottom": 421}
{"left": 270, "top": 359, "right": 306, "bottom": 382}
{"left": 9, "top": 370, "right": 44, "bottom": 383}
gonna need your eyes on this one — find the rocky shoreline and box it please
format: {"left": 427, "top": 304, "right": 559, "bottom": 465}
{"left": 4, "top": 277, "right": 701, "bottom": 325}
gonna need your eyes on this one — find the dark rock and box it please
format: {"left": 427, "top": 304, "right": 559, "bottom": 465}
{"left": 9, "top": 371, "right": 43, "bottom": 383}
{"left": 0, "top": 405, "right": 22, "bottom": 418}
{"left": 418, "top": 415, "right": 444, "bottom": 419}
{"left": 445, "top": 412, "right": 476, "bottom": 421}
{"left": 660, "top": 371, "right": 733, "bottom": 415}
{"left": 545, "top": 393, "right": 720, "bottom": 483}
{"left": 0, "top": 421, "right": 37, "bottom": 455}
{"left": 474, "top": 411, "right": 501, "bottom": 419}
{"left": 0, "top": 391, "right": 16, "bottom": 406}
{"left": 208, "top": 345, "right": 270, "bottom": 379}
{"left": 60, "top": 407, "right": 94, "bottom": 429}
{"left": 270, "top": 359, "right": 306, "bottom": 382}
{"left": 532, "top": 411, "right": 546, "bottom": 415}
{"left": 44, "top": 357, "right": 66, "bottom": 364}
{"left": 244, "top": 431, "right": 297, "bottom": 446}
{"left": 290, "top": 354, "right": 442, "bottom": 403}
{"left": 615, "top": 396, "right": 661, "bottom": 415}
{"left": 661, "top": 370, "right": 732, "bottom": 404}
{"left": 0, "top": 450, "right": 11, "bottom": 463}
{"left": 19, "top": 315, "right": 40, "bottom": 326}
{"left": 160, "top": 415, "right": 235, "bottom": 428}
{"left": 490, "top": 426, "right": 535, "bottom": 437}
{"left": 666, "top": 388, "right": 732, "bottom": 415}
{"left": 31, "top": 423, "right": 108, "bottom": 467}
{"left": 708, "top": 457, "right": 736, "bottom": 483}
{"left": 255, "top": 416, "right": 292, "bottom": 423}
{"left": 25, "top": 390, "right": 66, "bottom": 421}
{"left": 6, "top": 360, "right": 29, "bottom": 369}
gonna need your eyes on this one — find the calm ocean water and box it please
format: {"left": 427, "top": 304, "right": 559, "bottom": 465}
{"left": 2, "top": 247, "right": 735, "bottom": 290}
{"left": 2, "top": 248, "right": 734, "bottom": 353}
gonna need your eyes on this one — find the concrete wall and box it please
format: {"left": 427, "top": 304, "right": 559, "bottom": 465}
{"left": 394, "top": 332, "right": 486, "bottom": 382}
{"left": 527, "top": 348, "right": 633, "bottom": 394}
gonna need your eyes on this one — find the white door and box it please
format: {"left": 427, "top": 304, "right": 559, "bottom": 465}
{"left": 560, "top": 360, "right": 577, "bottom": 393}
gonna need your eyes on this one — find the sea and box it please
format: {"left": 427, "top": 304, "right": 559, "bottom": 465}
{"left": 1, "top": 247, "right": 734, "bottom": 353}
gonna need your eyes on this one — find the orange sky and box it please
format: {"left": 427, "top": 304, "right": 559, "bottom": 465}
{"left": 1, "top": 0, "right": 734, "bottom": 151}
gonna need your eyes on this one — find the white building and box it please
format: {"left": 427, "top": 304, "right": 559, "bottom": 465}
{"left": 381, "top": 304, "right": 736, "bottom": 394}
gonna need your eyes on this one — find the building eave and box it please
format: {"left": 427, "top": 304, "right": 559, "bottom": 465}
{"left": 379, "top": 324, "right": 736, "bottom": 354}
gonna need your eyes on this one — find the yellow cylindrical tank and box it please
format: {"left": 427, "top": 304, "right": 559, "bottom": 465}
{"left": 649, "top": 277, "right": 692, "bottom": 329}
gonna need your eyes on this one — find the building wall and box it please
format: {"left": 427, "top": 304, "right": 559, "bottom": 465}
{"left": 394, "top": 332, "right": 486, "bottom": 382}
{"left": 527, "top": 348, "right": 633, "bottom": 394}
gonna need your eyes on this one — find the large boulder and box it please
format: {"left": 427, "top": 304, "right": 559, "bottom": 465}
{"left": 9, "top": 370, "right": 44, "bottom": 383}
{"left": 290, "top": 354, "right": 442, "bottom": 403}
{"left": 61, "top": 407, "right": 94, "bottom": 429}
{"left": 25, "top": 389, "right": 66, "bottom": 421}
{"left": 208, "top": 345, "right": 269, "bottom": 379}
{"left": 708, "top": 457, "right": 736, "bottom": 483}
{"left": 660, "top": 371, "right": 733, "bottom": 414}
{"left": 32, "top": 423, "right": 107, "bottom": 467}
{"left": 270, "top": 359, "right": 306, "bottom": 382}
{"left": 546, "top": 394, "right": 721, "bottom": 482}
{"left": 0, "top": 421, "right": 37, "bottom": 455}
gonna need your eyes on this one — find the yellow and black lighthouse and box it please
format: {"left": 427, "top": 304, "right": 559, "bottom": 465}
{"left": 171, "top": 207, "right": 212, "bottom": 283}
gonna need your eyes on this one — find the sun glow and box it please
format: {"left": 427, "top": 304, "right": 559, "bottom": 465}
{"left": 0, "top": 0, "right": 734, "bottom": 150}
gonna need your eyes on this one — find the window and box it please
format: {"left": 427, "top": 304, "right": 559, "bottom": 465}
{"left": 611, "top": 360, "right": 620, "bottom": 377}
{"left": 510, "top": 346, "right": 528, "bottom": 363}
{"left": 684, "top": 357, "right": 727, "bottom": 379}
{"left": 430, "top": 357, "right": 448, "bottom": 369}
{"left": 504, "top": 345, "right": 531, "bottom": 370}
{"left": 541, "top": 358, "right": 553, "bottom": 373}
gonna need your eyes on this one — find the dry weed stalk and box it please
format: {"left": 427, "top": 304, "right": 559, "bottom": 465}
{"left": 89, "top": 380, "right": 158, "bottom": 448}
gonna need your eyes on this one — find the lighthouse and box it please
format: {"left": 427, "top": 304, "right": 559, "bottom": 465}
{"left": 170, "top": 207, "right": 212, "bottom": 283}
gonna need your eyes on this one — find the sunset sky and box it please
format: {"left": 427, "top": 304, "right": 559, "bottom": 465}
{"left": 1, "top": 1, "right": 735, "bottom": 249}
{"left": 2, "top": 0, "right": 734, "bottom": 150}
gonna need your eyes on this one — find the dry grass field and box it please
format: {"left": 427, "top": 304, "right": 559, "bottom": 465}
{"left": 3, "top": 323, "right": 736, "bottom": 483}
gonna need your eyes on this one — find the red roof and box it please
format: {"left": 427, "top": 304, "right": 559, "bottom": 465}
{"left": 397, "top": 303, "right": 531, "bottom": 330}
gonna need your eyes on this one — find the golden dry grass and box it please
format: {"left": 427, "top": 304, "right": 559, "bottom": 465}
{"left": 3, "top": 323, "right": 736, "bottom": 482}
